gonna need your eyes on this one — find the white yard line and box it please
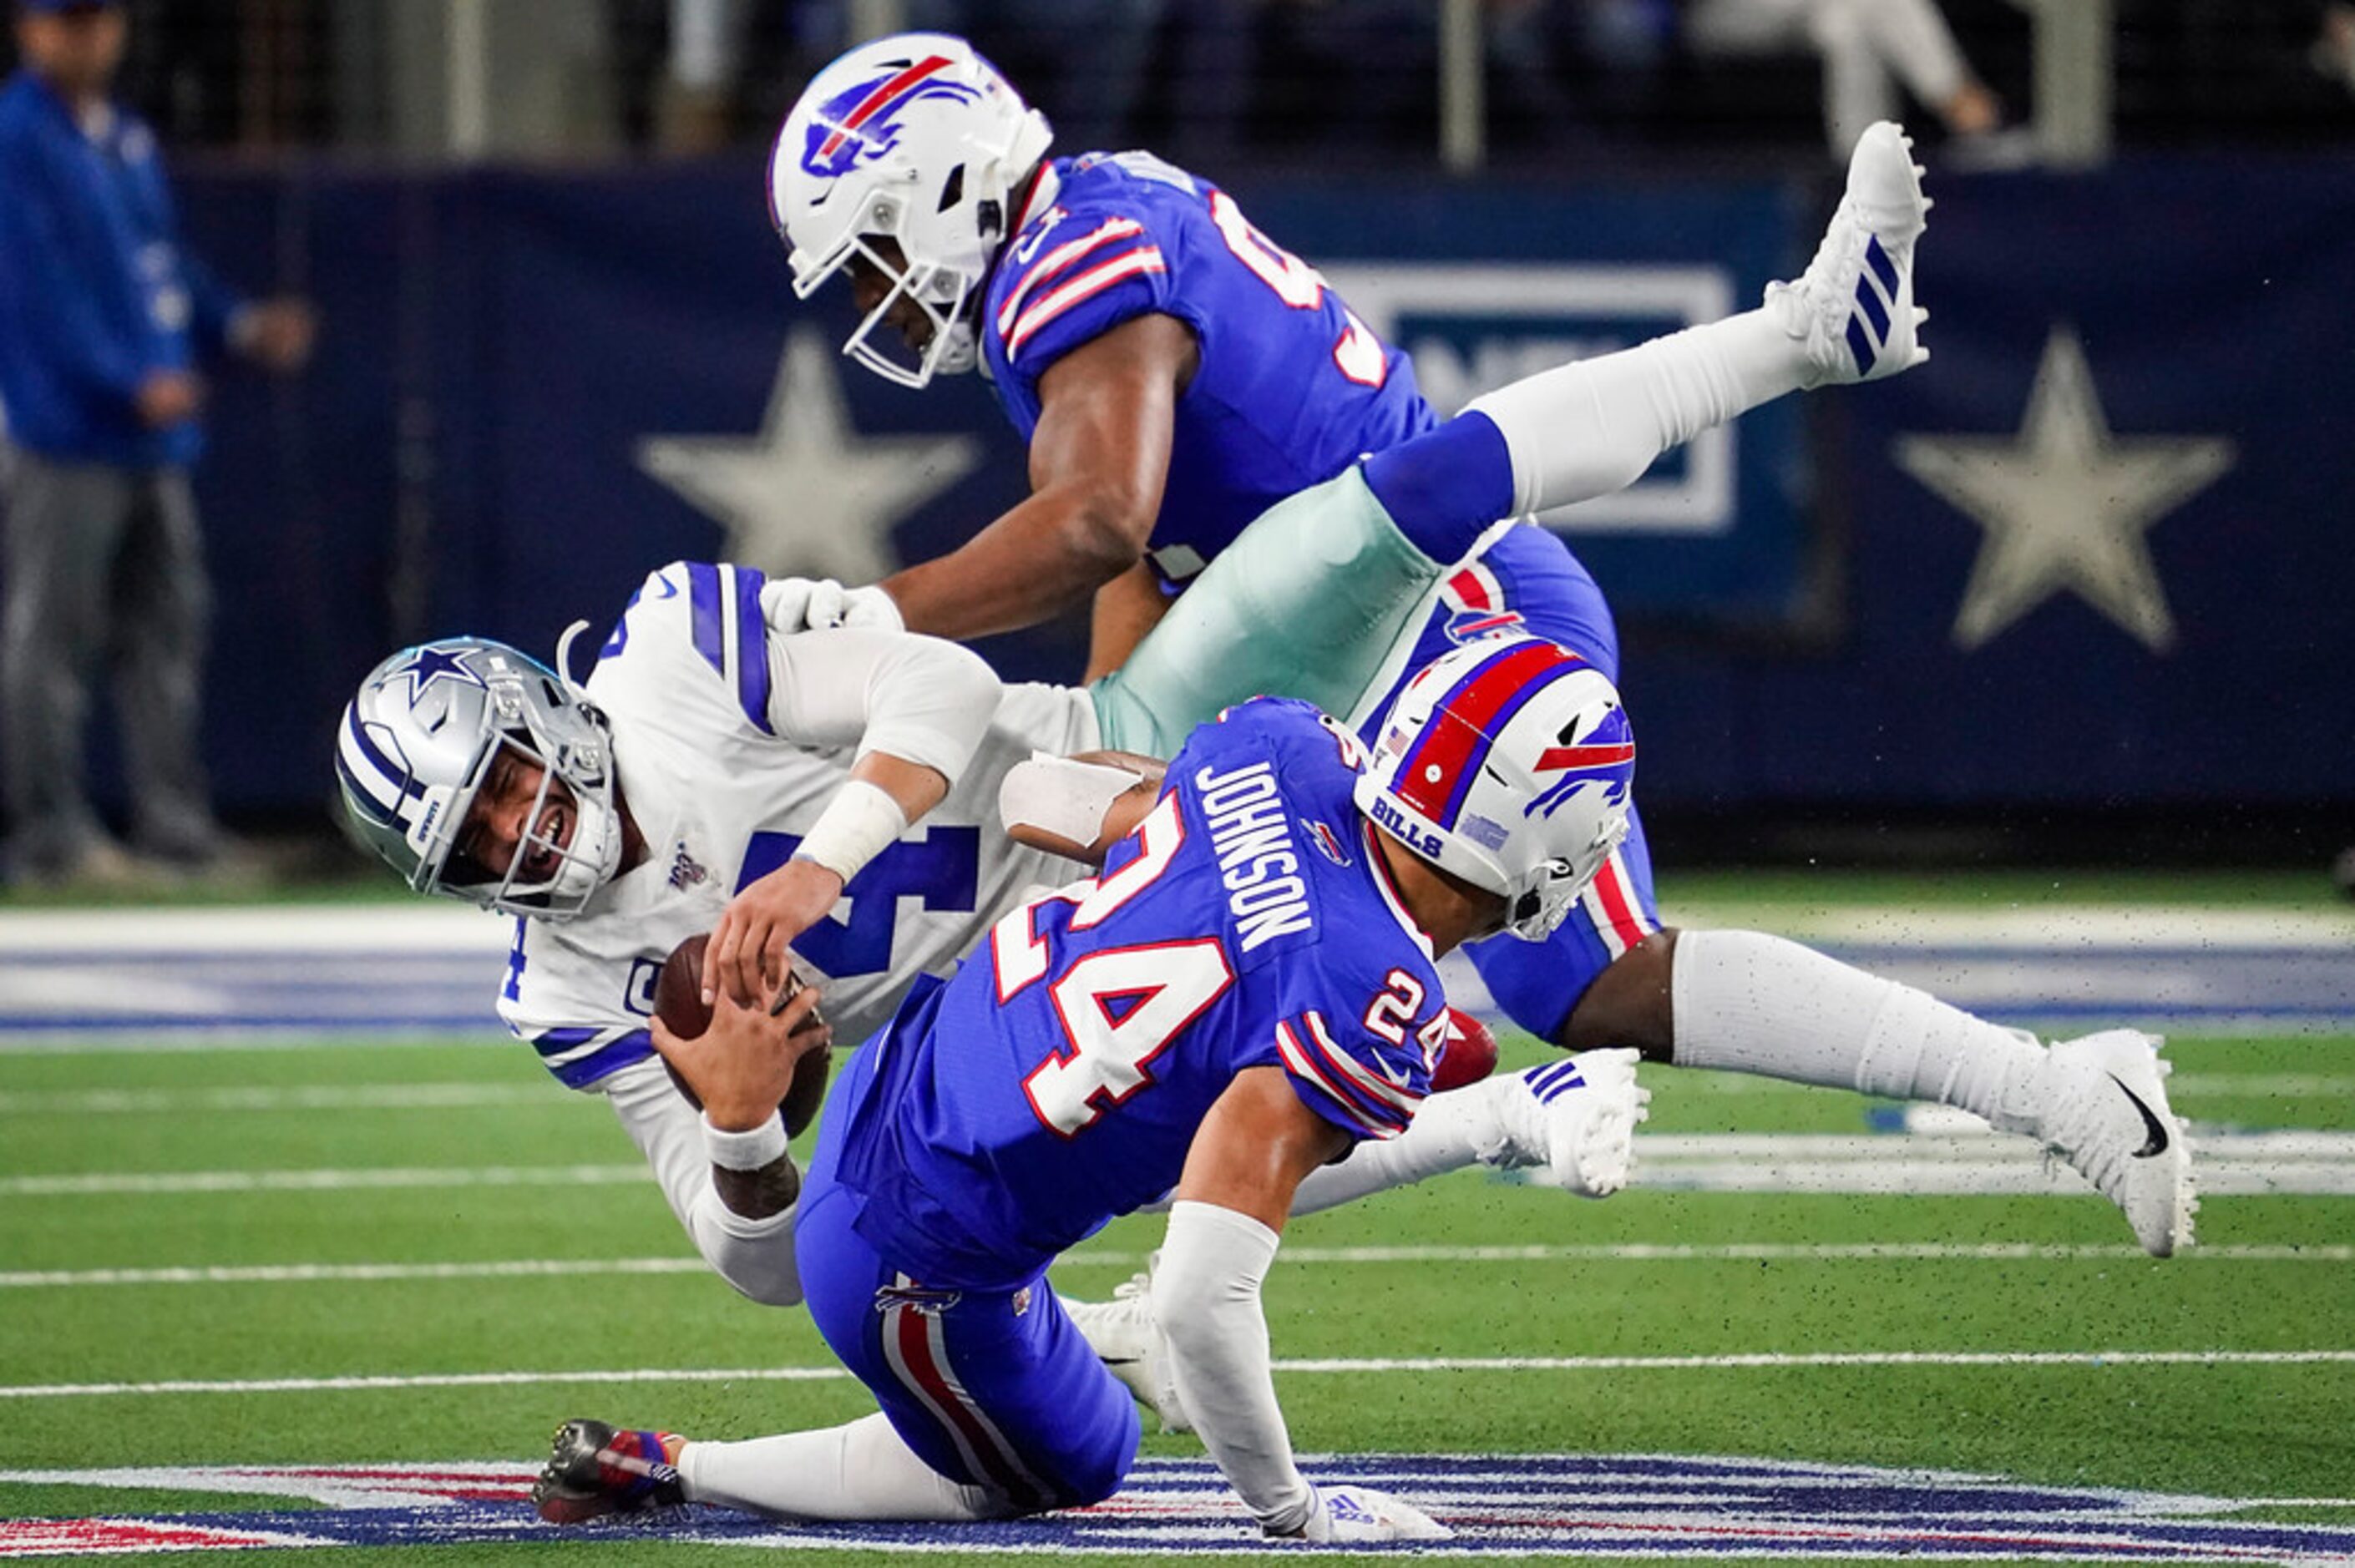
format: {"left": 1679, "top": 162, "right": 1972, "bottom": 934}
{"left": 0, "top": 1084, "right": 551, "bottom": 1114}
{"left": 1662, "top": 903, "right": 2355, "bottom": 948}
{"left": 3, "top": 1242, "right": 2349, "bottom": 1290}
{"left": 0, "top": 905, "right": 509, "bottom": 954}
{"left": 18, "top": 1128, "right": 2355, "bottom": 1198}
{"left": 0, "top": 1165, "right": 646, "bottom": 1196}
{"left": 0, "top": 1034, "right": 492, "bottom": 1055}
{"left": 0, "top": 1074, "right": 2321, "bottom": 1114}
{"left": 3, "top": 901, "right": 2345, "bottom": 953}
{"left": 3, "top": 1349, "right": 2349, "bottom": 1399}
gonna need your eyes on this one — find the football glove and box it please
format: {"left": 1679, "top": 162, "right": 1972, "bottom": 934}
{"left": 761, "top": 579, "right": 905, "bottom": 636}
{"left": 1287, "top": 1485, "right": 1452, "bottom": 1543}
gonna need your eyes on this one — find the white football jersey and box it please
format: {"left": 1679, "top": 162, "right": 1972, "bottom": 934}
{"left": 498, "top": 563, "right": 1096, "bottom": 1092}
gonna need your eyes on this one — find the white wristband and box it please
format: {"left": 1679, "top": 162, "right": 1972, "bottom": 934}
{"left": 701, "top": 1109, "right": 789, "bottom": 1171}
{"left": 790, "top": 779, "right": 907, "bottom": 883}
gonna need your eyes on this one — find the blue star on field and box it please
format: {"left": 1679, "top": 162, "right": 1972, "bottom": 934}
{"left": 387, "top": 647, "right": 489, "bottom": 706}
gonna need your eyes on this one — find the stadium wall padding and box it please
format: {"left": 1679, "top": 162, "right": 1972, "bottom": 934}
{"left": 100, "top": 153, "right": 2355, "bottom": 817}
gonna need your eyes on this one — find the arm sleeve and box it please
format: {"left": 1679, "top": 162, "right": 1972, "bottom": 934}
{"left": 1151, "top": 1199, "right": 1317, "bottom": 1535}
{"left": 761, "top": 617, "right": 1003, "bottom": 785}
{"left": 600, "top": 1056, "right": 803, "bottom": 1308}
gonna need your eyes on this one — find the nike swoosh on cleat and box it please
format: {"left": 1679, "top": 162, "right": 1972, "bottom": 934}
{"left": 2107, "top": 1072, "right": 2172, "bottom": 1158}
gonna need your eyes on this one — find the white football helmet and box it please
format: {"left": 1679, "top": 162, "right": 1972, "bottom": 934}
{"left": 335, "top": 634, "right": 625, "bottom": 920}
{"left": 1355, "top": 636, "right": 1635, "bottom": 942}
{"left": 769, "top": 32, "right": 1053, "bottom": 387}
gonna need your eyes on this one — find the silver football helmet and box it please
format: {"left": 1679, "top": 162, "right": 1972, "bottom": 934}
{"left": 335, "top": 635, "right": 624, "bottom": 919}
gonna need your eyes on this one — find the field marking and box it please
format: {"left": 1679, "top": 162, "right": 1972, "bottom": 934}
{"left": 6, "top": 901, "right": 2345, "bottom": 953}
{"left": 0, "top": 1165, "right": 646, "bottom": 1196}
{"left": 2170, "top": 1074, "right": 2355, "bottom": 1098}
{"left": 4, "top": 1349, "right": 2352, "bottom": 1400}
{"left": 0, "top": 1083, "right": 551, "bottom": 1115}
{"left": 6, "top": 1242, "right": 2351, "bottom": 1291}
{"left": 0, "top": 1073, "right": 2334, "bottom": 1113}
{"left": 17, "top": 1127, "right": 2355, "bottom": 1198}
{"left": 0, "top": 905, "right": 509, "bottom": 955}
{"left": 0, "top": 1033, "right": 489, "bottom": 1055}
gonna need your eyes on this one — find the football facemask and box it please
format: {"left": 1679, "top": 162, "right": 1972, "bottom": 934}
{"left": 769, "top": 31, "right": 1052, "bottom": 388}
{"left": 336, "top": 636, "right": 625, "bottom": 920}
{"left": 1355, "top": 635, "right": 1635, "bottom": 943}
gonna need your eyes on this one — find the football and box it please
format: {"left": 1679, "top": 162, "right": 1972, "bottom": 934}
{"left": 654, "top": 933, "right": 718, "bottom": 1041}
{"left": 655, "top": 932, "right": 819, "bottom": 1040}
{"left": 1431, "top": 1005, "right": 1499, "bottom": 1093}
{"left": 653, "top": 933, "right": 830, "bottom": 1134}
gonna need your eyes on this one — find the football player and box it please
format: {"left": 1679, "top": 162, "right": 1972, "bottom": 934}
{"left": 530, "top": 640, "right": 1633, "bottom": 1542}
{"left": 336, "top": 376, "right": 1681, "bottom": 1309}
{"left": 767, "top": 35, "right": 2192, "bottom": 1256}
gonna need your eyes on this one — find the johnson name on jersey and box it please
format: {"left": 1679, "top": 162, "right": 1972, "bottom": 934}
{"left": 980, "top": 152, "right": 1435, "bottom": 589}
{"left": 496, "top": 560, "right": 1096, "bottom": 1092}
{"left": 829, "top": 695, "right": 1447, "bottom": 1291}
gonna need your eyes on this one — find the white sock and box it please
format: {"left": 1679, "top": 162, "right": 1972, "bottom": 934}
{"left": 679, "top": 1412, "right": 1008, "bottom": 1522}
{"left": 1670, "top": 928, "right": 2049, "bottom": 1130}
{"left": 1288, "top": 1082, "right": 1516, "bottom": 1216}
{"left": 1466, "top": 308, "right": 1810, "bottom": 517}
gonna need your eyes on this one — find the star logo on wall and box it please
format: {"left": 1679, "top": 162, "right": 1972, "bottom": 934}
{"left": 637, "top": 328, "right": 985, "bottom": 584}
{"left": 1892, "top": 328, "right": 2236, "bottom": 653}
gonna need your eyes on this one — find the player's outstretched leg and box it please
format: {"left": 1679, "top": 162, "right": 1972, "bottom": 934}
{"left": 2026, "top": 1029, "right": 2196, "bottom": 1257}
{"left": 533, "top": 1419, "right": 686, "bottom": 1523}
{"left": 1664, "top": 928, "right": 2195, "bottom": 1257}
{"left": 1769, "top": 119, "right": 1932, "bottom": 387}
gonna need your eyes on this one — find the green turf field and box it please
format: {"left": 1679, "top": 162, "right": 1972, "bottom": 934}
{"left": 2, "top": 878, "right": 2350, "bottom": 1564}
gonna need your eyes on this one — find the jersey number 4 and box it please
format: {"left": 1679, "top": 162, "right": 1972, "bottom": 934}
{"left": 992, "top": 794, "right": 1236, "bottom": 1137}
{"left": 738, "top": 827, "right": 979, "bottom": 977}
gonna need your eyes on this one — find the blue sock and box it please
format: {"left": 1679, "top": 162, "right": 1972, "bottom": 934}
{"left": 1360, "top": 412, "right": 1517, "bottom": 565}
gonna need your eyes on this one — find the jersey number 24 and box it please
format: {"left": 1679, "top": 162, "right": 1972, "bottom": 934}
{"left": 989, "top": 794, "right": 1236, "bottom": 1137}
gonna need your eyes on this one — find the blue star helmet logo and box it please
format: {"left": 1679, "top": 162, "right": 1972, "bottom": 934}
{"left": 385, "top": 645, "right": 489, "bottom": 708}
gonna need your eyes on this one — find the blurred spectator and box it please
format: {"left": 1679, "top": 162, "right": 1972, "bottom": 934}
{"left": 0, "top": 0, "right": 314, "bottom": 888}
{"left": 2312, "top": 2, "right": 2355, "bottom": 94}
{"left": 1676, "top": 0, "right": 2002, "bottom": 156}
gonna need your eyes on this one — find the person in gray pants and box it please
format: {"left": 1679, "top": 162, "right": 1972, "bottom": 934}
{"left": 0, "top": 0, "right": 312, "bottom": 885}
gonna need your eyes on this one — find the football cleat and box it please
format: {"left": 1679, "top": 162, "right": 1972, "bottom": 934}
{"left": 1768, "top": 119, "right": 1931, "bottom": 388}
{"left": 1061, "top": 1262, "right": 1193, "bottom": 1434}
{"left": 1490, "top": 1046, "right": 1648, "bottom": 1197}
{"left": 2032, "top": 1029, "right": 2196, "bottom": 1257}
{"left": 531, "top": 1419, "right": 687, "bottom": 1524}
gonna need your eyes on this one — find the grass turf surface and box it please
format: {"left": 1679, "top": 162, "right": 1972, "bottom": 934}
{"left": 1, "top": 878, "right": 2349, "bottom": 1562}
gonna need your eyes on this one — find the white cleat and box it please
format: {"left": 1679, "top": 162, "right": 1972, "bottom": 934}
{"left": 1060, "top": 1261, "right": 1193, "bottom": 1434}
{"left": 1769, "top": 119, "right": 1931, "bottom": 388}
{"left": 2033, "top": 1029, "right": 2196, "bottom": 1257}
{"left": 1491, "top": 1046, "right": 1649, "bottom": 1197}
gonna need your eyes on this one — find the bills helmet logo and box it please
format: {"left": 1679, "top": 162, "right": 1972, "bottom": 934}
{"left": 1527, "top": 704, "right": 1635, "bottom": 820}
{"left": 801, "top": 56, "right": 981, "bottom": 180}
{"left": 1446, "top": 607, "right": 1525, "bottom": 643}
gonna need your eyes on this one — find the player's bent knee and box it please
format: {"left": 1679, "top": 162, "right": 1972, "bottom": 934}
{"left": 1557, "top": 927, "right": 1679, "bottom": 1061}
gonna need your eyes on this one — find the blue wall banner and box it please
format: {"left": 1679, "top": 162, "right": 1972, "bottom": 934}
{"left": 63, "top": 154, "right": 2350, "bottom": 817}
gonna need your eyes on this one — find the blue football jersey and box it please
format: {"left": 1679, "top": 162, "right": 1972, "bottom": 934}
{"left": 980, "top": 152, "right": 1436, "bottom": 591}
{"left": 828, "top": 697, "right": 1447, "bottom": 1290}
